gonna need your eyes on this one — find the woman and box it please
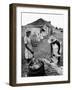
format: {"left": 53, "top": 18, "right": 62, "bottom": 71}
{"left": 48, "top": 36, "right": 61, "bottom": 65}
{"left": 40, "top": 28, "right": 46, "bottom": 39}
{"left": 24, "top": 31, "right": 34, "bottom": 63}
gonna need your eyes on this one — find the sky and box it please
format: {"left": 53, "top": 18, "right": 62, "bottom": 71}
{"left": 21, "top": 12, "right": 64, "bottom": 28}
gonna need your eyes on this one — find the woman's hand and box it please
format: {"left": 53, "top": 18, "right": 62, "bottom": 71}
{"left": 31, "top": 51, "right": 34, "bottom": 54}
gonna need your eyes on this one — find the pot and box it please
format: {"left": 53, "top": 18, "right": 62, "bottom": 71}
{"left": 28, "top": 60, "right": 45, "bottom": 77}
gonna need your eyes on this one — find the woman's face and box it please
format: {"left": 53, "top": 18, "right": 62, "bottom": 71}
{"left": 48, "top": 38, "right": 54, "bottom": 44}
{"left": 51, "top": 39, "right": 54, "bottom": 42}
{"left": 26, "top": 32, "right": 31, "bottom": 37}
{"left": 48, "top": 36, "right": 56, "bottom": 44}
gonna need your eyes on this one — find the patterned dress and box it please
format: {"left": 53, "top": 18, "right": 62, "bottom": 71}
{"left": 24, "top": 36, "right": 33, "bottom": 59}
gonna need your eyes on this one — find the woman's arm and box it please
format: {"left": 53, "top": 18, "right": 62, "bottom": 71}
{"left": 25, "top": 44, "right": 34, "bottom": 54}
{"left": 24, "top": 36, "right": 34, "bottom": 54}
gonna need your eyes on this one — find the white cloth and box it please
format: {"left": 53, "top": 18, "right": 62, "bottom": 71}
{"left": 52, "top": 43, "right": 59, "bottom": 56}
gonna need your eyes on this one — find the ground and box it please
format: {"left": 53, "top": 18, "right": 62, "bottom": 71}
{"left": 21, "top": 30, "right": 63, "bottom": 77}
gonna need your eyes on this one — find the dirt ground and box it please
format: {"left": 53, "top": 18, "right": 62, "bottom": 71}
{"left": 21, "top": 31, "right": 63, "bottom": 77}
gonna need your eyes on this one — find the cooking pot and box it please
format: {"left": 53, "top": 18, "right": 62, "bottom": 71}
{"left": 28, "top": 60, "right": 45, "bottom": 77}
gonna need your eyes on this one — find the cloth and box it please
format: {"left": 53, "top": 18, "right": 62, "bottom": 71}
{"left": 52, "top": 43, "right": 59, "bottom": 56}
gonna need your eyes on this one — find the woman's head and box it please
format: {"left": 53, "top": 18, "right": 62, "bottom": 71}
{"left": 26, "top": 31, "right": 31, "bottom": 37}
{"left": 48, "top": 35, "right": 57, "bottom": 44}
{"left": 40, "top": 28, "right": 45, "bottom": 33}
